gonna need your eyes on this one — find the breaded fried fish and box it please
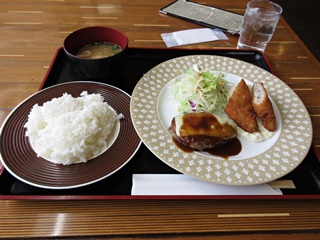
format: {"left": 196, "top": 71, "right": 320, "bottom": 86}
{"left": 252, "top": 82, "right": 276, "bottom": 132}
{"left": 224, "top": 79, "right": 258, "bottom": 133}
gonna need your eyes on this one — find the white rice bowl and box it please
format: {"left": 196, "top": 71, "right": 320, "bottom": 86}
{"left": 24, "top": 91, "right": 119, "bottom": 165}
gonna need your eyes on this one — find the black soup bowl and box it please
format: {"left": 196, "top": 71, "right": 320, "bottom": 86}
{"left": 63, "top": 26, "right": 128, "bottom": 82}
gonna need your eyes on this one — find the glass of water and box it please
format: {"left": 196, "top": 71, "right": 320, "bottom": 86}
{"left": 237, "top": 0, "right": 282, "bottom": 52}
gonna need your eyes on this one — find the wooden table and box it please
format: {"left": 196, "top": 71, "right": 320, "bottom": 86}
{"left": 0, "top": 0, "right": 319, "bottom": 239}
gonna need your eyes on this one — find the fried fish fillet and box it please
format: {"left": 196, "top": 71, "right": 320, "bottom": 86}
{"left": 252, "top": 82, "right": 276, "bottom": 131}
{"left": 224, "top": 79, "right": 259, "bottom": 133}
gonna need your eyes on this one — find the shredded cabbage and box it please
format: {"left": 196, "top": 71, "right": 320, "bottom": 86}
{"left": 171, "top": 64, "right": 230, "bottom": 114}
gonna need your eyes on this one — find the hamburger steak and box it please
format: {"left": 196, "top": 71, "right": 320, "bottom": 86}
{"left": 168, "top": 112, "right": 237, "bottom": 151}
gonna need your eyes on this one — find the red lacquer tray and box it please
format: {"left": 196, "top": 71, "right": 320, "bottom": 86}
{"left": 1, "top": 47, "right": 319, "bottom": 200}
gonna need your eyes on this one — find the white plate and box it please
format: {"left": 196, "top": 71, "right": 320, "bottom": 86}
{"left": 130, "top": 55, "right": 312, "bottom": 185}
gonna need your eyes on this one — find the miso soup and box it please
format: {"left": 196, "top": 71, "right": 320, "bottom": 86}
{"left": 75, "top": 41, "right": 122, "bottom": 59}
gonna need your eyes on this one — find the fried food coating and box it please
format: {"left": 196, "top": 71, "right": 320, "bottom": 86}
{"left": 252, "top": 82, "right": 276, "bottom": 131}
{"left": 224, "top": 79, "right": 259, "bottom": 133}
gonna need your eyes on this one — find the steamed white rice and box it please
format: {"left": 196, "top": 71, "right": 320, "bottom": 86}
{"left": 24, "top": 91, "right": 118, "bottom": 165}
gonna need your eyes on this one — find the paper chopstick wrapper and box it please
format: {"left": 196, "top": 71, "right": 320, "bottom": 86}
{"left": 132, "top": 174, "right": 283, "bottom": 195}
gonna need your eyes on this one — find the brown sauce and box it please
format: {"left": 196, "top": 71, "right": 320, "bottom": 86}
{"left": 179, "top": 112, "right": 235, "bottom": 138}
{"left": 172, "top": 137, "right": 242, "bottom": 159}
{"left": 205, "top": 137, "right": 242, "bottom": 159}
{"left": 172, "top": 137, "right": 194, "bottom": 153}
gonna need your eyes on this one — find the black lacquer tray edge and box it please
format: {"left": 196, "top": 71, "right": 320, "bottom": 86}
{"left": 1, "top": 47, "right": 320, "bottom": 200}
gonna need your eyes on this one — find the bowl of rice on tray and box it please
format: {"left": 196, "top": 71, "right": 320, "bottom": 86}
{"left": 0, "top": 81, "right": 141, "bottom": 189}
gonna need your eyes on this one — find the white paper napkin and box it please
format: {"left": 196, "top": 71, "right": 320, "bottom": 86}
{"left": 132, "top": 174, "right": 282, "bottom": 195}
{"left": 161, "top": 28, "right": 228, "bottom": 47}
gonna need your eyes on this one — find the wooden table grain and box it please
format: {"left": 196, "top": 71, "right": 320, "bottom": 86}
{"left": 0, "top": 0, "right": 319, "bottom": 239}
